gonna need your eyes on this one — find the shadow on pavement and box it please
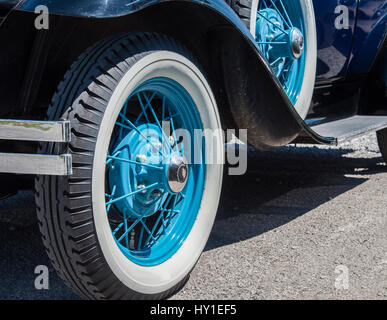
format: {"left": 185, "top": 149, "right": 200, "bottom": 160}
{"left": 205, "top": 145, "right": 385, "bottom": 251}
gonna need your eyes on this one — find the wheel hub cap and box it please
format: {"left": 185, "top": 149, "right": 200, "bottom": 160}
{"left": 167, "top": 154, "right": 189, "bottom": 193}
{"left": 290, "top": 27, "right": 304, "bottom": 59}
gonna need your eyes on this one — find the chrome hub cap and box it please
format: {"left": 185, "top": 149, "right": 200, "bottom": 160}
{"left": 290, "top": 27, "right": 304, "bottom": 59}
{"left": 167, "top": 154, "right": 189, "bottom": 194}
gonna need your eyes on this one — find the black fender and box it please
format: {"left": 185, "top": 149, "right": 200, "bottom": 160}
{"left": 1, "top": 0, "right": 312, "bottom": 149}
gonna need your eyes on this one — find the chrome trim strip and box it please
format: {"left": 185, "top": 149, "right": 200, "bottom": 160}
{"left": 0, "top": 153, "right": 72, "bottom": 175}
{"left": 0, "top": 120, "right": 71, "bottom": 142}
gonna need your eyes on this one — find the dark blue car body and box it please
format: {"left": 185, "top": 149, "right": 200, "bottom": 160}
{"left": 312, "top": 0, "right": 386, "bottom": 82}
{"left": 14, "top": 0, "right": 387, "bottom": 82}
{"left": 0, "top": 0, "right": 386, "bottom": 148}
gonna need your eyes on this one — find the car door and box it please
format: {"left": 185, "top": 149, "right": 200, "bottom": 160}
{"left": 312, "top": 0, "right": 359, "bottom": 83}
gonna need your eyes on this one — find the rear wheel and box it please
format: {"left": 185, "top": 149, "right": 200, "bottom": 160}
{"left": 377, "top": 129, "right": 387, "bottom": 164}
{"left": 35, "top": 33, "right": 224, "bottom": 299}
{"left": 228, "top": 0, "right": 317, "bottom": 118}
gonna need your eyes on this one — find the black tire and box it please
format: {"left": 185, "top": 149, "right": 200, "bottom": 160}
{"left": 225, "top": 0, "right": 258, "bottom": 32}
{"left": 377, "top": 128, "right": 387, "bottom": 164}
{"left": 34, "top": 33, "right": 222, "bottom": 300}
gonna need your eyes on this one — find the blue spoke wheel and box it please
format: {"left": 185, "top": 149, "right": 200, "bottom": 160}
{"left": 255, "top": 0, "right": 317, "bottom": 117}
{"left": 227, "top": 0, "right": 317, "bottom": 118}
{"left": 35, "top": 33, "right": 224, "bottom": 300}
{"left": 105, "top": 78, "right": 206, "bottom": 266}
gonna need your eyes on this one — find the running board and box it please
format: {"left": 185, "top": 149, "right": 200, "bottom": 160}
{"left": 295, "top": 115, "right": 387, "bottom": 145}
{"left": 0, "top": 119, "right": 72, "bottom": 176}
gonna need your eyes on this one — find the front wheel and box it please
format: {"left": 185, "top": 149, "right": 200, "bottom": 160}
{"left": 35, "top": 33, "right": 224, "bottom": 299}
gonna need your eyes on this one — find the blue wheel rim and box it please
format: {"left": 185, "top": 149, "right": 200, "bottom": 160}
{"left": 105, "top": 78, "right": 205, "bottom": 267}
{"left": 256, "top": 0, "right": 306, "bottom": 105}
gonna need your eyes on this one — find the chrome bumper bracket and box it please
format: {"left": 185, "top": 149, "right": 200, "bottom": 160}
{"left": 0, "top": 119, "right": 72, "bottom": 176}
{"left": 0, "top": 153, "right": 72, "bottom": 176}
{"left": 0, "top": 119, "right": 71, "bottom": 142}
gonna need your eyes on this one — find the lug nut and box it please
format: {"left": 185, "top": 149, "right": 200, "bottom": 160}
{"left": 136, "top": 154, "right": 147, "bottom": 163}
{"left": 137, "top": 184, "right": 147, "bottom": 193}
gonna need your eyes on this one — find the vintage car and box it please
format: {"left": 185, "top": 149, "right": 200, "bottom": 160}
{"left": 0, "top": 0, "right": 385, "bottom": 299}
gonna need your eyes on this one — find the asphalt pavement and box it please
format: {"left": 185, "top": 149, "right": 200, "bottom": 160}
{"left": 0, "top": 133, "right": 386, "bottom": 300}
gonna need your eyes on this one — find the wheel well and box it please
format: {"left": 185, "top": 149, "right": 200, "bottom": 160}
{"left": 0, "top": 2, "right": 241, "bottom": 131}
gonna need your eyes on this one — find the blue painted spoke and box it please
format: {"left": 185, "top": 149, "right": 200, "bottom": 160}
{"left": 274, "top": 0, "right": 293, "bottom": 29}
{"left": 160, "top": 194, "right": 174, "bottom": 232}
{"left": 144, "top": 212, "right": 164, "bottom": 248}
{"left": 270, "top": 57, "right": 284, "bottom": 66}
{"left": 106, "top": 182, "right": 158, "bottom": 206}
{"left": 265, "top": 0, "right": 292, "bottom": 29}
{"left": 139, "top": 219, "right": 156, "bottom": 241}
{"left": 257, "top": 11, "right": 287, "bottom": 34}
{"left": 164, "top": 113, "right": 179, "bottom": 121}
{"left": 144, "top": 194, "right": 177, "bottom": 246}
{"left": 106, "top": 185, "right": 117, "bottom": 214}
{"left": 136, "top": 93, "right": 150, "bottom": 123}
{"left": 135, "top": 91, "right": 157, "bottom": 124}
{"left": 258, "top": 41, "right": 287, "bottom": 45}
{"left": 117, "top": 216, "right": 142, "bottom": 242}
{"left": 164, "top": 195, "right": 179, "bottom": 222}
{"left": 107, "top": 155, "right": 163, "bottom": 170}
{"left": 143, "top": 92, "right": 172, "bottom": 152}
{"left": 146, "top": 196, "right": 175, "bottom": 246}
{"left": 106, "top": 150, "right": 122, "bottom": 166}
{"left": 118, "top": 113, "right": 165, "bottom": 157}
{"left": 124, "top": 212, "right": 129, "bottom": 249}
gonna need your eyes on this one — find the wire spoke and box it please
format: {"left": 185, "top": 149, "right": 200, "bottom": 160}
{"left": 265, "top": 0, "right": 292, "bottom": 29}
{"left": 116, "top": 216, "right": 142, "bottom": 242}
{"left": 144, "top": 194, "right": 175, "bottom": 246}
{"left": 118, "top": 113, "right": 165, "bottom": 158}
{"left": 136, "top": 93, "right": 150, "bottom": 123}
{"left": 274, "top": 0, "right": 293, "bottom": 29}
{"left": 106, "top": 182, "right": 158, "bottom": 206}
{"left": 258, "top": 41, "right": 287, "bottom": 45}
{"left": 270, "top": 57, "right": 284, "bottom": 67}
{"left": 135, "top": 91, "right": 157, "bottom": 124}
{"left": 142, "top": 92, "right": 172, "bottom": 153}
{"left": 257, "top": 11, "right": 287, "bottom": 34}
{"left": 143, "top": 212, "right": 164, "bottom": 248}
{"left": 139, "top": 219, "right": 156, "bottom": 241}
{"left": 107, "top": 155, "right": 163, "bottom": 170}
{"left": 106, "top": 185, "right": 117, "bottom": 214}
{"left": 106, "top": 150, "right": 122, "bottom": 166}
{"left": 124, "top": 212, "right": 129, "bottom": 249}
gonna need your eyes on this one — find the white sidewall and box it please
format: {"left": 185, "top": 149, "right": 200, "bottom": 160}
{"left": 92, "top": 52, "right": 224, "bottom": 295}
